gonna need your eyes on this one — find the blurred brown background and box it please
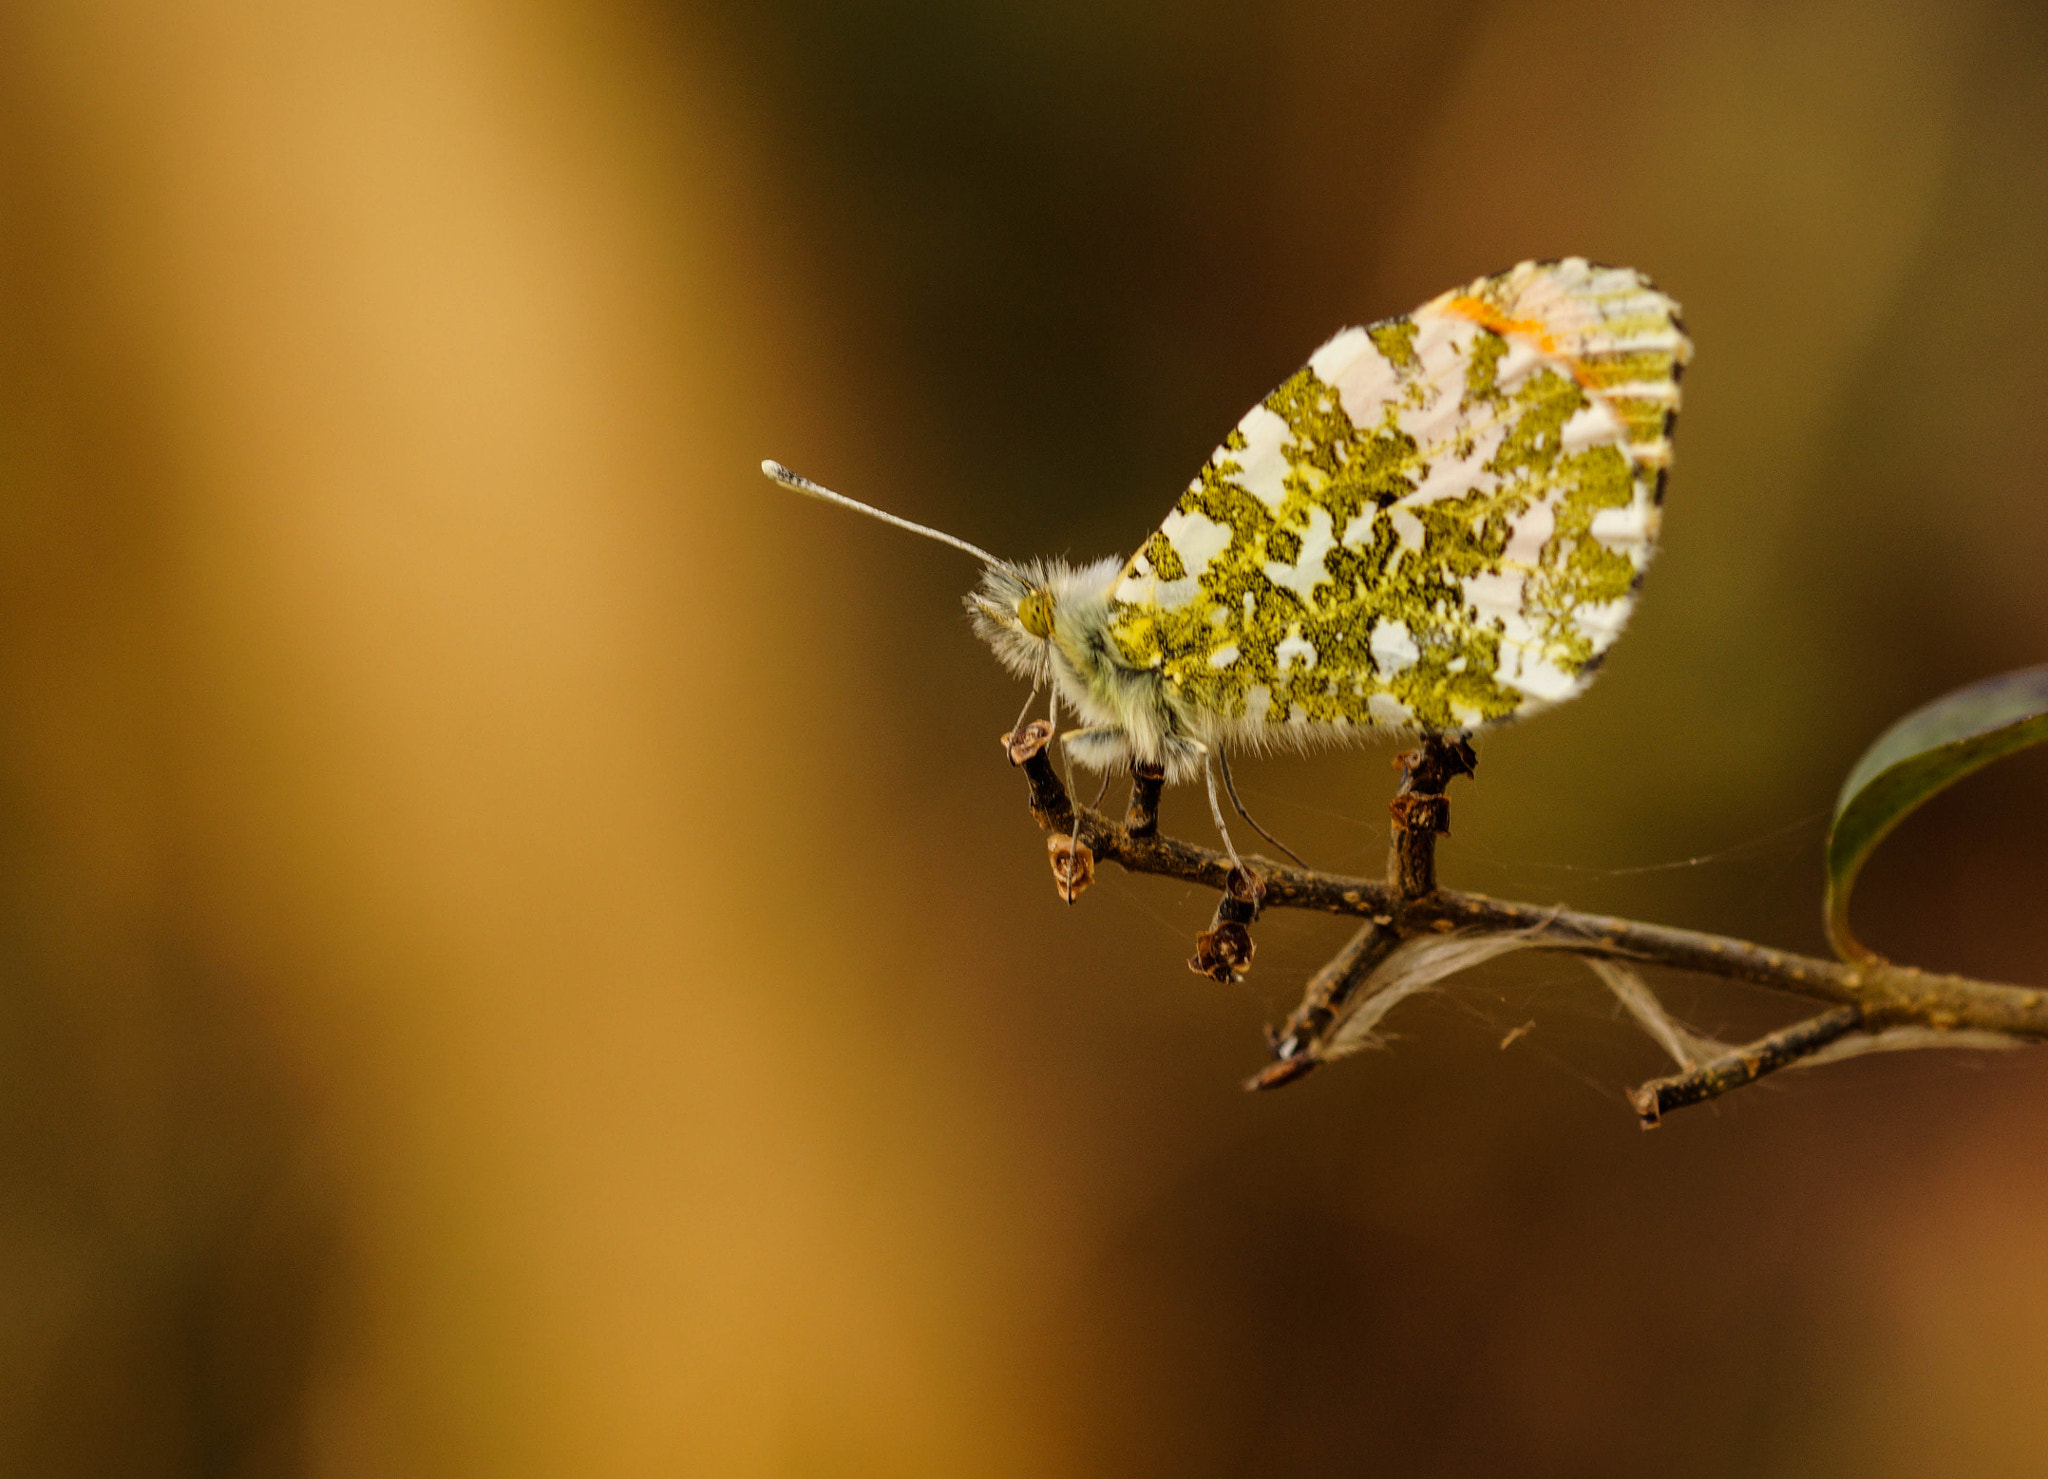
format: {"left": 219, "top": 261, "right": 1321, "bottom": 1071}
{"left": 1, "top": 0, "right": 2046, "bottom": 1474}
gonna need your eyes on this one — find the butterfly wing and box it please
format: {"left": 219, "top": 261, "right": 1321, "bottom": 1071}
{"left": 1107, "top": 258, "right": 1689, "bottom": 738}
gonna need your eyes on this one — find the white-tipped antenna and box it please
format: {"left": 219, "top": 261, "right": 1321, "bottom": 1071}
{"left": 762, "top": 459, "right": 1016, "bottom": 573}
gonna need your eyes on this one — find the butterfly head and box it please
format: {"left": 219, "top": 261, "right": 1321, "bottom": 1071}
{"left": 966, "top": 561, "right": 1061, "bottom": 684}
{"left": 967, "top": 556, "right": 1124, "bottom": 687}
{"left": 1016, "top": 587, "right": 1058, "bottom": 639}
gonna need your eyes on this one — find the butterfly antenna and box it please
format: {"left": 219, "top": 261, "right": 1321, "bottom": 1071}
{"left": 762, "top": 460, "right": 1019, "bottom": 574}
{"left": 1216, "top": 749, "right": 1309, "bottom": 868}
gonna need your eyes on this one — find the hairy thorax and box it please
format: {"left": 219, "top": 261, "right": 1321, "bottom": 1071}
{"left": 970, "top": 556, "right": 1207, "bottom": 783}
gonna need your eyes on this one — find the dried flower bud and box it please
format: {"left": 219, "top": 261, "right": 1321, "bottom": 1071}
{"left": 1004, "top": 719, "right": 1054, "bottom": 766}
{"left": 1223, "top": 866, "right": 1265, "bottom": 910}
{"left": 1189, "top": 920, "right": 1254, "bottom": 982}
{"left": 1047, "top": 832, "right": 1094, "bottom": 903}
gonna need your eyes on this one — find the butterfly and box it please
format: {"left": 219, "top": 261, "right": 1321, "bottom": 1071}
{"left": 765, "top": 259, "right": 1689, "bottom": 860}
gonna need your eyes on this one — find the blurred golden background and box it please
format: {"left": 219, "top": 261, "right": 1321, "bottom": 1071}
{"left": 1, "top": 0, "right": 2046, "bottom": 1473}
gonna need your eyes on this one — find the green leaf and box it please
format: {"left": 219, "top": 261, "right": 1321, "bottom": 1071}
{"left": 1826, "top": 664, "right": 2048, "bottom": 962}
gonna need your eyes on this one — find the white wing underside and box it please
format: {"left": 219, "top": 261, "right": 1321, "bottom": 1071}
{"left": 1104, "top": 258, "right": 1689, "bottom": 755}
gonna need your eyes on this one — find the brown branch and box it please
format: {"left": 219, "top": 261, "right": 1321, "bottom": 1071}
{"left": 1003, "top": 729, "right": 2048, "bottom": 1118}
{"left": 1387, "top": 734, "right": 1476, "bottom": 898}
{"left": 1125, "top": 759, "right": 1165, "bottom": 838}
{"left": 1628, "top": 1007, "right": 1865, "bottom": 1126}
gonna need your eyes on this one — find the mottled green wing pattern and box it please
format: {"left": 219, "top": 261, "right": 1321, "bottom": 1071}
{"left": 1108, "top": 258, "right": 1689, "bottom": 737}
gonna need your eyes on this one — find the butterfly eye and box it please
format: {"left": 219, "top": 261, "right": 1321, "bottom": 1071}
{"left": 1016, "top": 588, "right": 1057, "bottom": 639}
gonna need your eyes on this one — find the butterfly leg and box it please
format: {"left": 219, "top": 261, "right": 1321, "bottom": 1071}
{"left": 1196, "top": 747, "right": 1249, "bottom": 880}
{"left": 1190, "top": 747, "right": 1264, "bottom": 983}
{"left": 1007, "top": 682, "right": 1042, "bottom": 745}
{"left": 1056, "top": 726, "right": 1132, "bottom": 774}
{"left": 1050, "top": 728, "right": 1129, "bottom": 900}
{"left": 1215, "top": 749, "right": 1308, "bottom": 868}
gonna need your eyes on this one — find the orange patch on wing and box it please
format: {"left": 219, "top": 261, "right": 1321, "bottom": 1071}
{"left": 1438, "top": 294, "right": 1640, "bottom": 396}
{"left": 1440, "top": 294, "right": 1563, "bottom": 356}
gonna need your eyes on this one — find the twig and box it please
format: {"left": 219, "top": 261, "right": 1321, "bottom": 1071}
{"left": 1125, "top": 759, "right": 1165, "bottom": 838}
{"left": 1248, "top": 920, "right": 1400, "bottom": 1090}
{"left": 1628, "top": 1007, "right": 1865, "bottom": 1126}
{"left": 1387, "top": 734, "right": 1476, "bottom": 898}
{"left": 1002, "top": 732, "right": 2048, "bottom": 1119}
